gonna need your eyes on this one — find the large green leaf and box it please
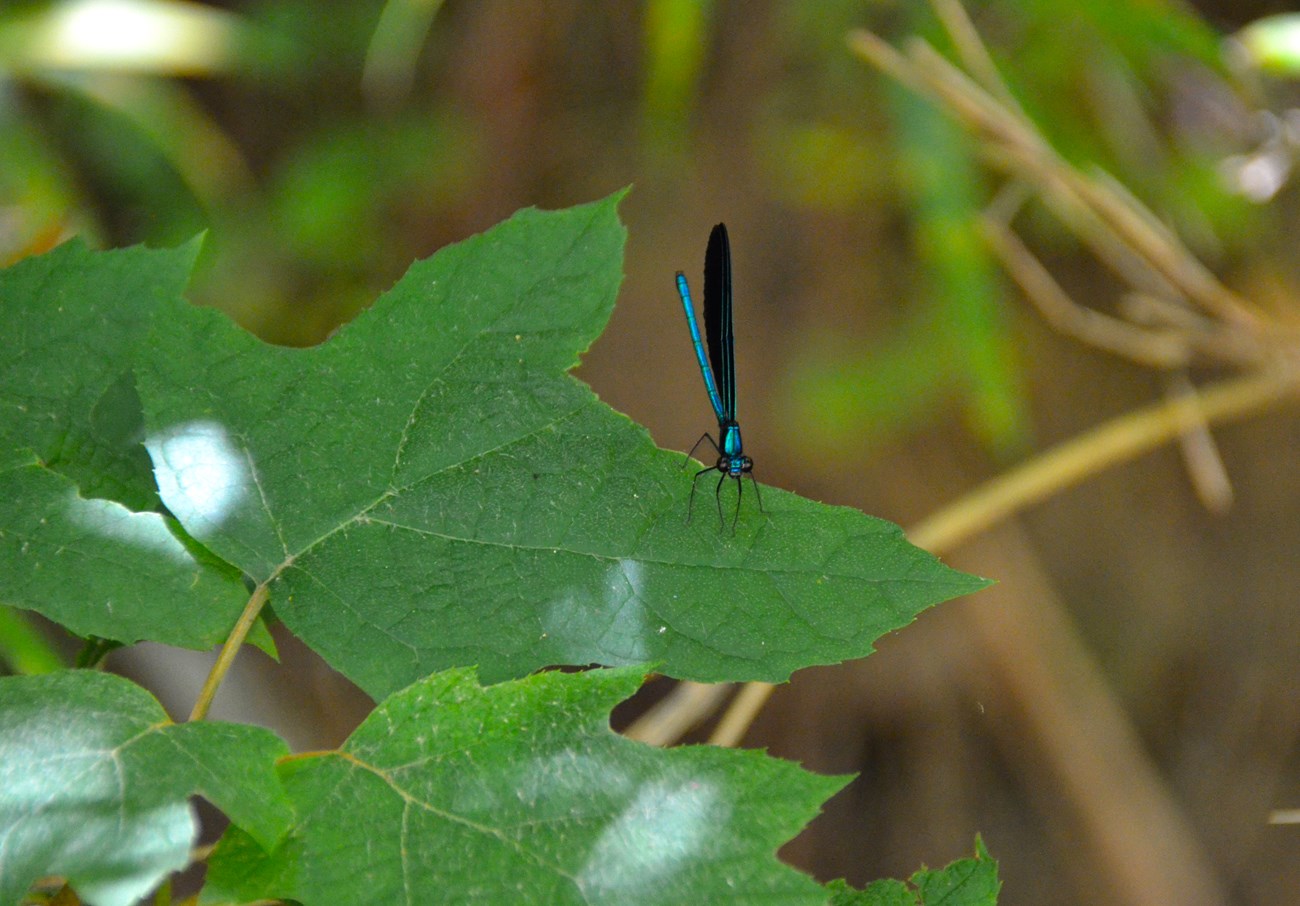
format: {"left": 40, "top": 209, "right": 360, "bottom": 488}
{"left": 0, "top": 670, "right": 291, "bottom": 906}
{"left": 0, "top": 240, "right": 248, "bottom": 648}
{"left": 204, "top": 666, "right": 843, "bottom": 905}
{"left": 136, "top": 193, "right": 986, "bottom": 697}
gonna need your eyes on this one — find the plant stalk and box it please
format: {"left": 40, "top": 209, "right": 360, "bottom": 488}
{"left": 188, "top": 582, "right": 270, "bottom": 722}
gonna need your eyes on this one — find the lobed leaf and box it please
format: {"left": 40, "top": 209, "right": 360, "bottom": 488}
{"left": 0, "top": 240, "right": 249, "bottom": 648}
{"left": 204, "top": 666, "right": 844, "bottom": 905}
{"left": 0, "top": 670, "right": 291, "bottom": 906}
{"left": 136, "top": 193, "right": 987, "bottom": 697}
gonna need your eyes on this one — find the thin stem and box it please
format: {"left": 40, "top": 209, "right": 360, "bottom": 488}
{"left": 931, "top": 0, "right": 1023, "bottom": 116}
{"left": 908, "top": 371, "right": 1295, "bottom": 555}
{"left": 850, "top": 28, "right": 1266, "bottom": 328}
{"left": 188, "top": 582, "right": 270, "bottom": 722}
{"left": 622, "top": 681, "right": 733, "bottom": 745}
{"left": 1069, "top": 169, "right": 1261, "bottom": 326}
{"left": 1165, "top": 373, "right": 1235, "bottom": 514}
{"left": 981, "top": 214, "right": 1192, "bottom": 367}
{"left": 708, "top": 682, "right": 774, "bottom": 747}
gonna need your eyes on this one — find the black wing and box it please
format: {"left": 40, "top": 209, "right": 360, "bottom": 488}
{"left": 703, "top": 223, "right": 735, "bottom": 422}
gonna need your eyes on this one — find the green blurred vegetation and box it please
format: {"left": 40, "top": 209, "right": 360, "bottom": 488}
{"left": 771, "top": 0, "right": 1269, "bottom": 461}
{"left": 0, "top": 0, "right": 1275, "bottom": 344}
{"left": 0, "top": 0, "right": 478, "bottom": 343}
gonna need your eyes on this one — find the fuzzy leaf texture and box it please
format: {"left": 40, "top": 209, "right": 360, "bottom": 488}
{"left": 131, "top": 193, "right": 986, "bottom": 698}
{"left": 0, "top": 241, "right": 248, "bottom": 648}
{"left": 0, "top": 671, "right": 291, "bottom": 906}
{"left": 203, "top": 666, "right": 845, "bottom": 905}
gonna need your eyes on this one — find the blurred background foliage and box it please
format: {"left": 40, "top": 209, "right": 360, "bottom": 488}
{"left": 5, "top": 1, "right": 1300, "bottom": 903}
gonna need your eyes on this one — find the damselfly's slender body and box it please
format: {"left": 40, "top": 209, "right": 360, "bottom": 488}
{"left": 675, "top": 223, "right": 763, "bottom": 530}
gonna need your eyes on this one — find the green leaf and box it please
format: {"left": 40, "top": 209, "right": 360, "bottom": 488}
{"left": 136, "top": 193, "right": 986, "bottom": 697}
{"left": 204, "top": 666, "right": 843, "bottom": 905}
{"left": 0, "top": 670, "right": 291, "bottom": 906}
{"left": 825, "top": 837, "right": 1001, "bottom": 905}
{"left": 828, "top": 878, "right": 917, "bottom": 906}
{"left": 910, "top": 836, "right": 1000, "bottom": 905}
{"left": 0, "top": 238, "right": 196, "bottom": 510}
{"left": 0, "top": 453, "right": 247, "bottom": 647}
{"left": 0, "top": 239, "right": 248, "bottom": 647}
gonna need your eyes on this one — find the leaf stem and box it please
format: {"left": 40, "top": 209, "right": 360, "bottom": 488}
{"left": 188, "top": 582, "right": 270, "bottom": 722}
